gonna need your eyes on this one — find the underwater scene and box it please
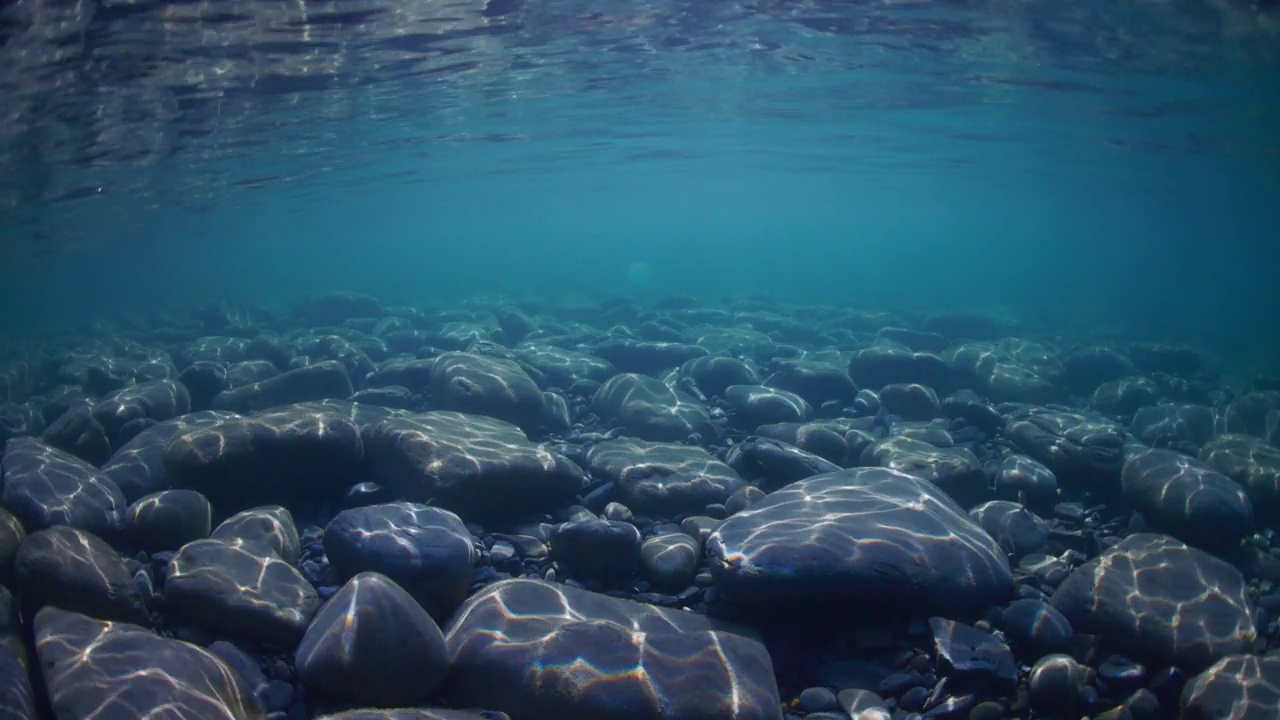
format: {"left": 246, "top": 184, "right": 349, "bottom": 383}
{"left": 2, "top": 0, "right": 1280, "bottom": 719}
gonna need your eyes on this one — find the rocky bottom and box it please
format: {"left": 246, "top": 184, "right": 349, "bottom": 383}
{"left": 1, "top": 291, "right": 1280, "bottom": 720}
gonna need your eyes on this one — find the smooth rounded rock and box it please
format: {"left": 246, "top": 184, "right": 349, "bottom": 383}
{"left": 640, "top": 533, "right": 700, "bottom": 589}
{"left": 126, "top": 490, "right": 213, "bottom": 553}
{"left": 323, "top": 503, "right": 476, "bottom": 620}
{"left": 296, "top": 572, "right": 450, "bottom": 707}
{"left": 706, "top": 468, "right": 1012, "bottom": 617}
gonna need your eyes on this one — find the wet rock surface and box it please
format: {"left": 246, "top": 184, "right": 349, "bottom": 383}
{"left": 0, "top": 291, "right": 1275, "bottom": 720}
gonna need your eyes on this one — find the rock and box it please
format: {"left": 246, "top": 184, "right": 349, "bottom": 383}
{"left": 179, "top": 361, "right": 230, "bottom": 410}
{"left": 164, "top": 538, "right": 320, "bottom": 648}
{"left": 126, "top": 490, "right": 213, "bottom": 553}
{"left": 754, "top": 422, "right": 850, "bottom": 465}
{"left": 849, "top": 346, "right": 949, "bottom": 393}
{"left": 164, "top": 404, "right": 364, "bottom": 512}
{"left": 999, "top": 599, "right": 1073, "bottom": 655}
{"left": 1181, "top": 654, "right": 1280, "bottom": 720}
{"left": 0, "top": 508, "right": 24, "bottom": 585}
{"left": 706, "top": 468, "right": 1012, "bottom": 617}
{"left": 92, "top": 379, "right": 192, "bottom": 441}
{"left": 1049, "top": 533, "right": 1256, "bottom": 670}
{"left": 1, "top": 437, "right": 126, "bottom": 539}
{"left": 443, "top": 578, "right": 782, "bottom": 720}
{"left": 1200, "top": 433, "right": 1280, "bottom": 526}
{"left": 725, "top": 436, "right": 843, "bottom": 490}
{"left": 591, "top": 373, "right": 716, "bottom": 442}
{"left": 35, "top": 606, "right": 265, "bottom": 719}
{"left": 212, "top": 360, "right": 353, "bottom": 413}
{"left": 859, "top": 436, "right": 987, "bottom": 508}
{"left": 15, "top": 526, "right": 149, "bottom": 625}
{"left": 430, "top": 352, "right": 549, "bottom": 433}
{"left": 1218, "top": 392, "right": 1280, "bottom": 445}
{"left": 211, "top": 505, "right": 301, "bottom": 565}
{"left": 995, "top": 455, "right": 1058, "bottom": 510}
{"left": 316, "top": 710, "right": 509, "bottom": 720}
{"left": 763, "top": 360, "right": 858, "bottom": 409}
{"left": 550, "top": 519, "right": 641, "bottom": 582}
{"left": 593, "top": 339, "right": 708, "bottom": 376}
{"left": 363, "top": 412, "right": 585, "bottom": 522}
{"left": 930, "top": 617, "right": 1017, "bottom": 687}
{"left": 969, "top": 501, "right": 1050, "bottom": 558}
{"left": 797, "top": 686, "right": 840, "bottom": 713}
{"left": 0, "top": 644, "right": 35, "bottom": 720}
{"left": 878, "top": 383, "right": 941, "bottom": 421}
{"left": 723, "top": 384, "right": 814, "bottom": 427}
{"left": 1131, "top": 403, "right": 1215, "bottom": 451}
{"left": 296, "top": 572, "right": 450, "bottom": 707}
{"left": 640, "top": 533, "right": 700, "bottom": 589}
{"left": 515, "top": 344, "right": 615, "bottom": 388}
{"left": 1028, "top": 654, "right": 1086, "bottom": 718}
{"left": 679, "top": 356, "right": 761, "bottom": 398}
{"left": 1090, "top": 376, "right": 1160, "bottom": 419}
{"left": 1004, "top": 408, "right": 1126, "bottom": 495}
{"left": 941, "top": 389, "right": 1006, "bottom": 433}
{"left": 323, "top": 503, "right": 475, "bottom": 620}
{"left": 40, "top": 400, "right": 112, "bottom": 465}
{"left": 1122, "top": 449, "right": 1254, "bottom": 550}
{"left": 100, "top": 410, "right": 240, "bottom": 503}
{"left": 584, "top": 438, "right": 743, "bottom": 516}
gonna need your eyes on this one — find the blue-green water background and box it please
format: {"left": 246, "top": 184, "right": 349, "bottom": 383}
{"left": 1, "top": 0, "right": 1278, "bottom": 366}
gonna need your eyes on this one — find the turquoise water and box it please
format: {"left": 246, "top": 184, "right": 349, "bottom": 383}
{"left": 1, "top": 0, "right": 1278, "bottom": 364}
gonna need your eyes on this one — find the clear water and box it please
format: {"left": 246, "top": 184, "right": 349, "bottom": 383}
{"left": 1, "top": 0, "right": 1278, "bottom": 365}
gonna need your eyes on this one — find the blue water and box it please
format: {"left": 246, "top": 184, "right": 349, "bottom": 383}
{"left": 1, "top": 0, "right": 1278, "bottom": 365}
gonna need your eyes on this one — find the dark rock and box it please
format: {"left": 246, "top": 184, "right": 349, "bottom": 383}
{"left": 212, "top": 361, "right": 353, "bottom": 413}
{"left": 585, "top": 438, "right": 743, "bottom": 516}
{"left": 550, "top": 519, "right": 641, "bottom": 582}
{"left": 998, "top": 599, "right": 1073, "bottom": 655}
{"left": 296, "top": 572, "right": 449, "bottom": 707}
{"left": 930, "top": 617, "right": 1017, "bottom": 687}
{"left": 126, "top": 490, "right": 213, "bottom": 553}
{"left": 41, "top": 400, "right": 112, "bottom": 466}
{"left": 1004, "top": 408, "right": 1126, "bottom": 495}
{"left": 35, "top": 606, "right": 265, "bottom": 719}
{"left": 764, "top": 360, "right": 858, "bottom": 409}
{"left": 706, "top": 468, "right": 1012, "bottom": 617}
{"left": 860, "top": 436, "right": 987, "bottom": 508}
{"left": 1200, "top": 433, "right": 1280, "bottom": 526}
{"left": 679, "top": 356, "right": 760, "bottom": 398}
{"left": 430, "top": 351, "right": 549, "bottom": 433}
{"left": 164, "top": 404, "right": 363, "bottom": 512}
{"left": 101, "top": 410, "right": 240, "bottom": 503}
{"left": 1049, "top": 533, "right": 1255, "bottom": 670}
{"left": 969, "top": 501, "right": 1049, "bottom": 558}
{"left": 1181, "top": 654, "right": 1280, "bottom": 720}
{"left": 1122, "top": 448, "right": 1254, "bottom": 550}
{"left": 211, "top": 505, "right": 301, "bottom": 565}
{"left": 995, "top": 455, "right": 1058, "bottom": 511}
{"left": 723, "top": 384, "right": 814, "bottom": 427}
{"left": 879, "top": 383, "right": 941, "bottom": 421}
{"left": 1027, "top": 654, "right": 1085, "bottom": 718}
{"left": 92, "top": 379, "right": 192, "bottom": 440}
{"left": 363, "top": 412, "right": 585, "bottom": 522}
{"left": 15, "top": 526, "right": 150, "bottom": 625}
{"left": 1, "top": 437, "right": 126, "bottom": 539}
{"left": 591, "top": 373, "right": 716, "bottom": 442}
{"left": 164, "top": 538, "right": 320, "bottom": 648}
{"left": 323, "top": 502, "right": 475, "bottom": 621}
{"left": 640, "top": 533, "right": 700, "bottom": 589}
{"left": 443, "top": 578, "right": 781, "bottom": 720}
{"left": 593, "top": 339, "right": 708, "bottom": 376}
